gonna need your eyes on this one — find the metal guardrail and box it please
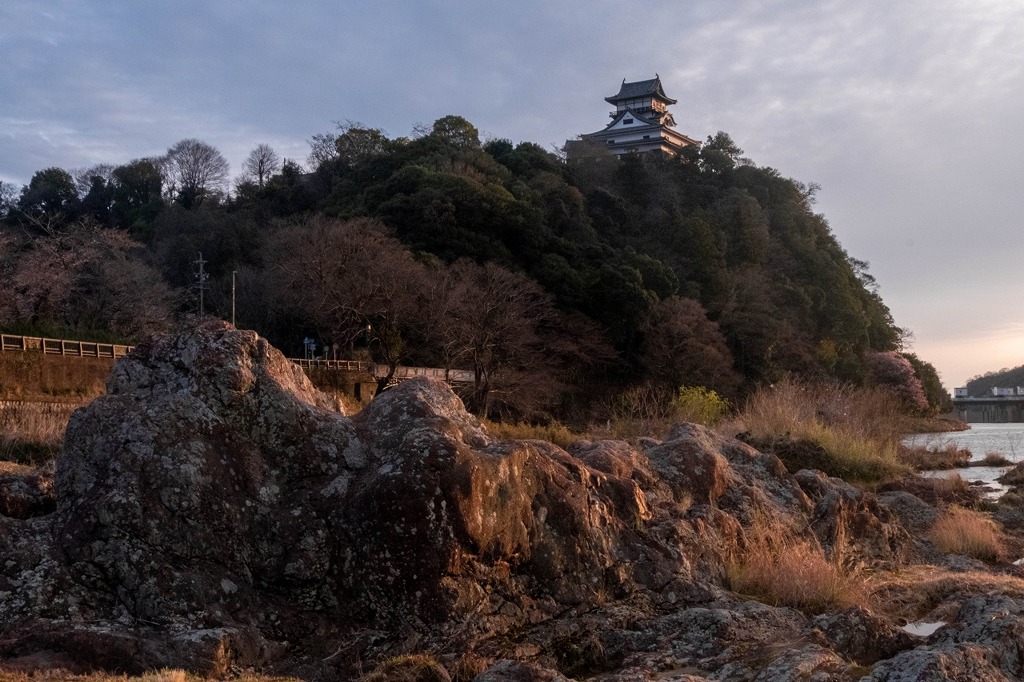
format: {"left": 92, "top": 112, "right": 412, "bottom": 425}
{"left": 0, "top": 333, "right": 472, "bottom": 384}
{"left": 0, "top": 334, "right": 132, "bottom": 359}
{"left": 291, "top": 358, "right": 474, "bottom": 383}
{"left": 291, "top": 358, "right": 374, "bottom": 372}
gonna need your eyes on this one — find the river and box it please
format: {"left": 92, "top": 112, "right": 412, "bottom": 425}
{"left": 904, "top": 423, "right": 1024, "bottom": 496}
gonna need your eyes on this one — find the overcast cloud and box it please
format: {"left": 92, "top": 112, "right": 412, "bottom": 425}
{"left": 2, "top": 0, "right": 1022, "bottom": 387}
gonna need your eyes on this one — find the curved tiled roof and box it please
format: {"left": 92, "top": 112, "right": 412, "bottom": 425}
{"left": 605, "top": 75, "right": 677, "bottom": 105}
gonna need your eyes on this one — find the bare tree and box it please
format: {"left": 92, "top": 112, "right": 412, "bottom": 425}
{"left": 4, "top": 221, "right": 174, "bottom": 336}
{"left": 162, "top": 139, "right": 230, "bottom": 207}
{"left": 0, "top": 181, "right": 17, "bottom": 220}
{"left": 306, "top": 132, "right": 338, "bottom": 170}
{"left": 445, "top": 260, "right": 556, "bottom": 416}
{"left": 639, "top": 295, "right": 741, "bottom": 397}
{"left": 240, "top": 143, "right": 281, "bottom": 187}
{"left": 73, "top": 164, "right": 115, "bottom": 197}
{"left": 269, "top": 217, "right": 427, "bottom": 385}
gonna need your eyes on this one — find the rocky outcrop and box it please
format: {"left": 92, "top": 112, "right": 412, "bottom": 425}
{"left": 0, "top": 321, "right": 1015, "bottom": 680}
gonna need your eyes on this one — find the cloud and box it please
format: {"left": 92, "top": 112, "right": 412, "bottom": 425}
{"left": 2, "top": 0, "right": 1023, "bottom": 386}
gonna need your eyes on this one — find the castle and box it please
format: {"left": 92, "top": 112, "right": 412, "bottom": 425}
{"left": 569, "top": 75, "right": 698, "bottom": 158}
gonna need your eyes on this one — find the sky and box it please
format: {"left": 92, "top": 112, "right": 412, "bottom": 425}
{"left": 2, "top": 0, "right": 1023, "bottom": 389}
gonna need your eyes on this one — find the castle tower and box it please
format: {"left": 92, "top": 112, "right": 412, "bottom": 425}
{"left": 571, "top": 75, "right": 698, "bottom": 158}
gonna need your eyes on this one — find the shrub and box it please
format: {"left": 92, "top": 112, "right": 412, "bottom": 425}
{"left": 673, "top": 385, "right": 730, "bottom": 426}
{"left": 865, "top": 351, "right": 929, "bottom": 414}
{"left": 929, "top": 506, "right": 1005, "bottom": 562}
{"left": 981, "top": 452, "right": 1012, "bottom": 467}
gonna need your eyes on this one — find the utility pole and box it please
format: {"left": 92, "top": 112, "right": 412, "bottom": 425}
{"left": 194, "top": 252, "right": 208, "bottom": 317}
{"left": 231, "top": 270, "right": 236, "bottom": 326}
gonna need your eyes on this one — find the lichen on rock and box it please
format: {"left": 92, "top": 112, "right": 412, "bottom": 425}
{"left": 2, "top": 322, "right": 1021, "bottom": 680}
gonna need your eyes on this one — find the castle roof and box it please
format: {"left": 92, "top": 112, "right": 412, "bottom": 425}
{"left": 605, "top": 75, "right": 677, "bottom": 105}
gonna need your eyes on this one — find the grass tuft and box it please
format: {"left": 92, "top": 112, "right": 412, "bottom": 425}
{"left": 979, "top": 452, "right": 1012, "bottom": 467}
{"left": 898, "top": 442, "right": 971, "bottom": 471}
{"left": 483, "top": 419, "right": 583, "bottom": 449}
{"left": 929, "top": 506, "right": 1006, "bottom": 562}
{"left": 358, "top": 653, "right": 451, "bottom": 682}
{"left": 726, "top": 516, "right": 868, "bottom": 613}
{"left": 737, "top": 379, "right": 908, "bottom": 484}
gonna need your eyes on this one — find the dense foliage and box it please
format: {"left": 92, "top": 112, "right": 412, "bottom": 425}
{"left": 0, "top": 117, "right": 948, "bottom": 418}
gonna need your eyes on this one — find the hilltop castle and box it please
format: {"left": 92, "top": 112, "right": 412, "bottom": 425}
{"left": 568, "top": 75, "right": 698, "bottom": 158}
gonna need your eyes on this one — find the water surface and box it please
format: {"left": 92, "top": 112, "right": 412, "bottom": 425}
{"left": 905, "top": 423, "right": 1024, "bottom": 495}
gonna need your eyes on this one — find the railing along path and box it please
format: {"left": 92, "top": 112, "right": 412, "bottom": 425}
{"left": 1, "top": 334, "right": 473, "bottom": 384}
{"left": 0, "top": 334, "right": 132, "bottom": 359}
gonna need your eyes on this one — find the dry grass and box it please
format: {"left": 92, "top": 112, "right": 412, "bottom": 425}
{"left": 868, "top": 564, "right": 1024, "bottom": 622}
{"left": 737, "top": 379, "right": 908, "bottom": 484}
{"left": 877, "top": 473, "right": 979, "bottom": 508}
{"left": 726, "top": 517, "right": 868, "bottom": 613}
{"left": 0, "top": 671, "right": 300, "bottom": 682}
{"left": 898, "top": 442, "right": 971, "bottom": 471}
{"left": 358, "top": 654, "right": 450, "bottom": 682}
{"left": 929, "top": 506, "right": 1006, "bottom": 562}
{"left": 979, "top": 452, "right": 1012, "bottom": 467}
{"left": 0, "top": 401, "right": 82, "bottom": 464}
{"left": 483, "top": 419, "right": 583, "bottom": 449}
{"left": 0, "top": 353, "right": 111, "bottom": 401}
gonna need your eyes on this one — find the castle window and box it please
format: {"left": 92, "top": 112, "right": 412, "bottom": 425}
{"left": 623, "top": 118, "right": 633, "bottom": 125}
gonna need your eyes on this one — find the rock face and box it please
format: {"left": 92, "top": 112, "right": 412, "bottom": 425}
{"left": 0, "top": 321, "right": 1020, "bottom": 680}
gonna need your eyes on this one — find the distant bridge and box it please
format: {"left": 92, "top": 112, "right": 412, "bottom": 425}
{"left": 951, "top": 395, "right": 1024, "bottom": 423}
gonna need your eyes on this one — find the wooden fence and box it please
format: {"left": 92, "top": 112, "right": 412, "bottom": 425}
{"left": 0, "top": 334, "right": 133, "bottom": 359}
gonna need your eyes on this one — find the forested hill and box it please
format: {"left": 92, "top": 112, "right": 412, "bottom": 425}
{"left": 0, "top": 116, "right": 948, "bottom": 418}
{"left": 966, "top": 365, "right": 1024, "bottom": 397}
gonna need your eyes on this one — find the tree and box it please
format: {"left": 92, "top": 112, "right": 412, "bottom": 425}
{"left": 903, "top": 352, "right": 952, "bottom": 415}
{"left": 269, "top": 217, "right": 427, "bottom": 385}
{"left": 700, "top": 131, "right": 745, "bottom": 175}
{"left": 306, "top": 132, "right": 338, "bottom": 170}
{"left": 76, "top": 166, "right": 116, "bottom": 224}
{"left": 240, "top": 143, "right": 281, "bottom": 187}
{"left": 639, "top": 296, "right": 741, "bottom": 397}
{"left": 162, "top": 139, "right": 230, "bottom": 208}
{"left": 445, "top": 260, "right": 555, "bottom": 416}
{"left": 865, "top": 351, "right": 929, "bottom": 414}
{"left": 334, "top": 122, "right": 390, "bottom": 166}
{"left": 429, "top": 115, "right": 480, "bottom": 149}
{"left": 0, "top": 181, "right": 17, "bottom": 221}
{"left": 17, "top": 167, "right": 79, "bottom": 226}
{"left": 3, "top": 221, "right": 174, "bottom": 336}
{"left": 111, "top": 159, "right": 164, "bottom": 234}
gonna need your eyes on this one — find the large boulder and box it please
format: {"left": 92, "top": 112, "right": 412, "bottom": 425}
{"left": 49, "top": 322, "right": 828, "bottom": 640}
{"left": 0, "top": 322, "right": 940, "bottom": 677}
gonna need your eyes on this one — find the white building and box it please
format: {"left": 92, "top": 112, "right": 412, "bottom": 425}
{"left": 570, "top": 75, "right": 699, "bottom": 158}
